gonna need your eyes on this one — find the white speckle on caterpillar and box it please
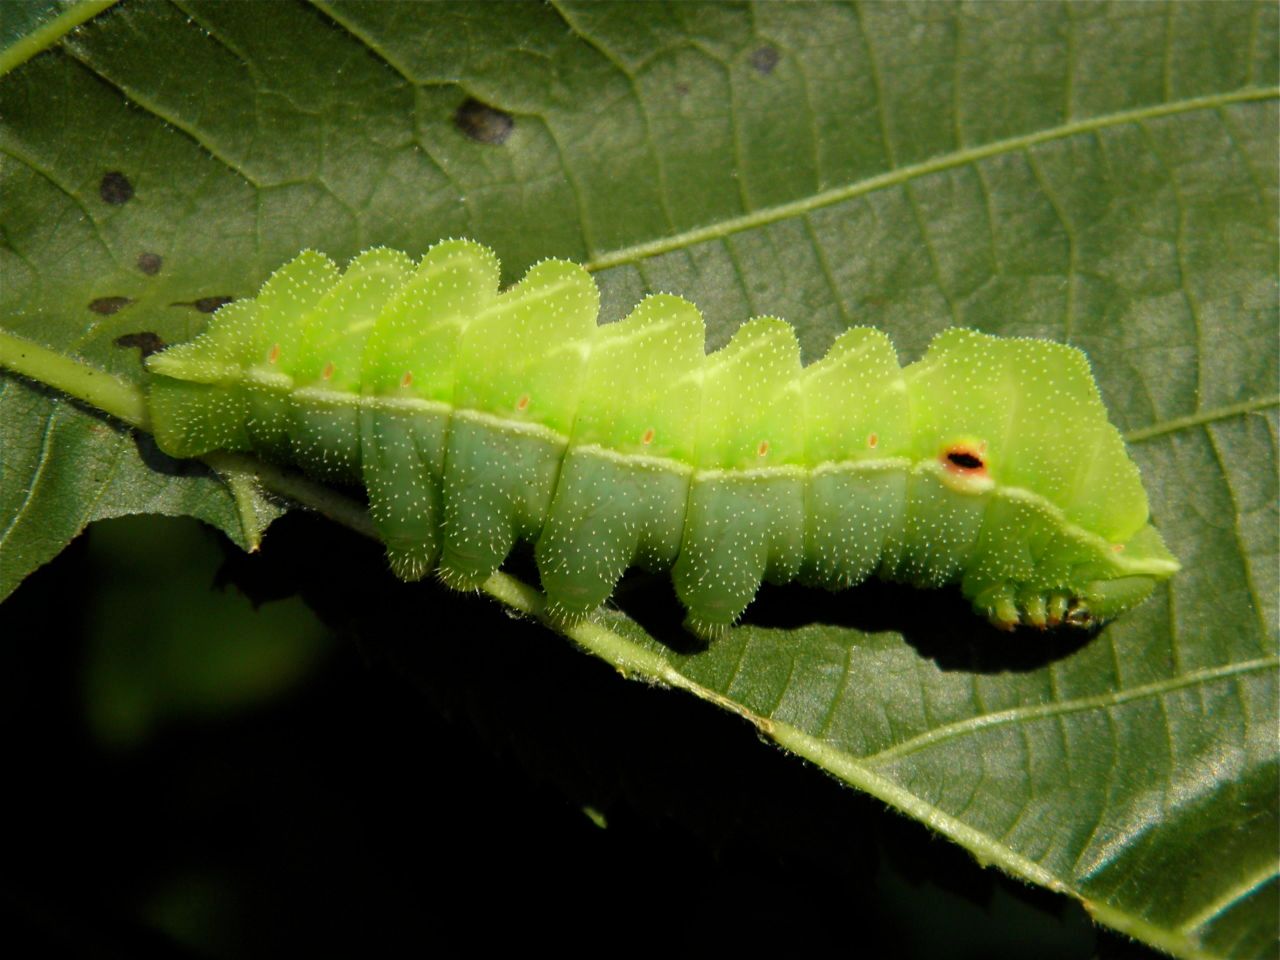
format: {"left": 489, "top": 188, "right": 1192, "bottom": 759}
{"left": 141, "top": 241, "right": 1179, "bottom": 638}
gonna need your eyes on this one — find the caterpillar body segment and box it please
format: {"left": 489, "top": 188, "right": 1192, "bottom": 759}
{"left": 145, "top": 241, "right": 1179, "bottom": 635}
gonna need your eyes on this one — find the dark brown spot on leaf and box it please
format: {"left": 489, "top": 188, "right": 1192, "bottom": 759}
{"left": 194, "top": 296, "right": 234, "bottom": 314}
{"left": 137, "top": 252, "right": 163, "bottom": 275}
{"left": 114, "top": 331, "right": 166, "bottom": 358}
{"left": 89, "top": 296, "right": 133, "bottom": 315}
{"left": 100, "top": 171, "right": 134, "bottom": 204}
{"left": 454, "top": 98, "right": 514, "bottom": 145}
{"left": 749, "top": 45, "right": 780, "bottom": 74}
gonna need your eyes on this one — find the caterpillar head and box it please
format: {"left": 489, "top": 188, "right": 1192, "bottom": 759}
{"left": 908, "top": 329, "right": 1179, "bottom": 630}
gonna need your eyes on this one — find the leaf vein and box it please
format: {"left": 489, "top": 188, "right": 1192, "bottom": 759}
{"left": 861, "top": 656, "right": 1279, "bottom": 765}
{"left": 1124, "top": 396, "right": 1280, "bottom": 444}
{"left": 0, "top": 404, "right": 60, "bottom": 552}
{"left": 584, "top": 86, "right": 1279, "bottom": 272}
{"left": 58, "top": 45, "right": 264, "bottom": 189}
{"left": 307, "top": 0, "right": 416, "bottom": 84}
{"left": 1177, "top": 862, "right": 1280, "bottom": 934}
{"left": 1204, "top": 422, "right": 1273, "bottom": 643}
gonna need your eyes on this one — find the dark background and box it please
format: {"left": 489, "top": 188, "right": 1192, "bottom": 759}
{"left": 2, "top": 512, "right": 1166, "bottom": 958}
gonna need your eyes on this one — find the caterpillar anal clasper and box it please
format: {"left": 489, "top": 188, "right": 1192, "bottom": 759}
{"left": 145, "top": 241, "right": 1179, "bottom": 637}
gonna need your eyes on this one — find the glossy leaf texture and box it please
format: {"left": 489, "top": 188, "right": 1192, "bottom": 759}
{"left": 0, "top": 3, "right": 1275, "bottom": 957}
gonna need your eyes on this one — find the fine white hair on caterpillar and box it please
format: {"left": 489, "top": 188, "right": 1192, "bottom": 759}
{"left": 143, "top": 240, "right": 1178, "bottom": 638}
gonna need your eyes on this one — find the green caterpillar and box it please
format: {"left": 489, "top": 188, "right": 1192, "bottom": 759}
{"left": 145, "top": 240, "right": 1179, "bottom": 637}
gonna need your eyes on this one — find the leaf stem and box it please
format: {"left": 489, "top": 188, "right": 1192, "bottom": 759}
{"left": 0, "top": 329, "right": 149, "bottom": 429}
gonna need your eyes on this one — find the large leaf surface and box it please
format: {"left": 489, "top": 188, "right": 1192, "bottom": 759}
{"left": 0, "top": 3, "right": 1276, "bottom": 956}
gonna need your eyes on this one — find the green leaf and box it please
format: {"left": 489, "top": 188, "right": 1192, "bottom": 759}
{"left": 0, "top": 3, "right": 1275, "bottom": 957}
